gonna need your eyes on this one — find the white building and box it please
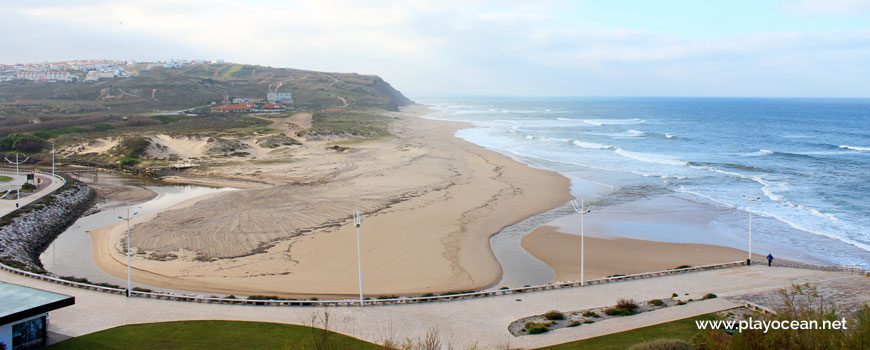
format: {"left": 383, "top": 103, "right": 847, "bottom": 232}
{"left": 267, "top": 92, "right": 292, "bottom": 104}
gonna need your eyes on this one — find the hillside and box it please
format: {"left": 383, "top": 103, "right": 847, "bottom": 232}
{"left": 0, "top": 63, "right": 413, "bottom": 116}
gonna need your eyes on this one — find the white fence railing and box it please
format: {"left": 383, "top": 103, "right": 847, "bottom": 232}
{"left": 0, "top": 260, "right": 749, "bottom": 307}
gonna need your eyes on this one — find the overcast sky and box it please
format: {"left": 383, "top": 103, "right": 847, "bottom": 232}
{"left": 1, "top": 0, "right": 869, "bottom": 98}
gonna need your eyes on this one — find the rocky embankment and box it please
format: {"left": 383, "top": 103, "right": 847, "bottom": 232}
{"left": 0, "top": 181, "right": 96, "bottom": 272}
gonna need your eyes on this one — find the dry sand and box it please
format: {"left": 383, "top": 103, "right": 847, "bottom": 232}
{"left": 522, "top": 225, "right": 760, "bottom": 282}
{"left": 90, "top": 105, "right": 573, "bottom": 297}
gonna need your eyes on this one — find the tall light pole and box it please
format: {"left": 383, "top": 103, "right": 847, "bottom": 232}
{"left": 4, "top": 152, "right": 29, "bottom": 178}
{"left": 570, "top": 198, "right": 592, "bottom": 285}
{"left": 741, "top": 193, "right": 760, "bottom": 265}
{"left": 353, "top": 209, "right": 364, "bottom": 306}
{"left": 50, "top": 142, "right": 56, "bottom": 178}
{"left": 5, "top": 153, "right": 30, "bottom": 206}
{"left": 118, "top": 203, "right": 140, "bottom": 297}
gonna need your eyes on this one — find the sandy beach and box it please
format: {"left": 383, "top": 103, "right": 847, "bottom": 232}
{"left": 90, "top": 105, "right": 574, "bottom": 297}
{"left": 522, "top": 225, "right": 762, "bottom": 282}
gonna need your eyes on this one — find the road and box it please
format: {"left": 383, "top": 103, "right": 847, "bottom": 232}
{"left": 0, "top": 171, "right": 64, "bottom": 217}
{"left": 1, "top": 265, "right": 862, "bottom": 348}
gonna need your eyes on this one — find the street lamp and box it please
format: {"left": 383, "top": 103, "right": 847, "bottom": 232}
{"left": 570, "top": 197, "right": 592, "bottom": 285}
{"left": 5, "top": 152, "right": 30, "bottom": 207}
{"left": 50, "top": 142, "right": 56, "bottom": 178}
{"left": 741, "top": 193, "right": 760, "bottom": 265}
{"left": 117, "top": 203, "right": 140, "bottom": 297}
{"left": 353, "top": 209, "right": 364, "bottom": 306}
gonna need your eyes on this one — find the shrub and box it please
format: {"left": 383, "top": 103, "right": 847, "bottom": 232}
{"left": 672, "top": 293, "right": 679, "bottom": 298}
{"left": 524, "top": 322, "right": 550, "bottom": 334}
{"left": 617, "top": 298, "right": 639, "bottom": 312}
{"left": 119, "top": 157, "right": 139, "bottom": 166}
{"left": 672, "top": 265, "right": 692, "bottom": 270}
{"left": 627, "top": 338, "right": 694, "bottom": 350}
{"left": 676, "top": 301, "right": 687, "bottom": 306}
{"left": 567, "top": 321, "right": 582, "bottom": 327}
{"left": 604, "top": 307, "right": 633, "bottom": 316}
{"left": 702, "top": 293, "right": 717, "bottom": 300}
{"left": 20, "top": 182, "right": 36, "bottom": 191}
{"left": 583, "top": 311, "right": 600, "bottom": 318}
{"left": 543, "top": 310, "right": 566, "bottom": 320}
{"left": 132, "top": 287, "right": 153, "bottom": 292}
{"left": 648, "top": 299, "right": 665, "bottom": 307}
{"left": 584, "top": 320, "right": 595, "bottom": 324}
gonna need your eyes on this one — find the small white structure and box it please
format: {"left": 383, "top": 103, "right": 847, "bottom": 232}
{"left": 267, "top": 92, "right": 293, "bottom": 104}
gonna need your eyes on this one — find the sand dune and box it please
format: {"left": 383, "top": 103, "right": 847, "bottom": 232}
{"left": 147, "top": 134, "right": 209, "bottom": 159}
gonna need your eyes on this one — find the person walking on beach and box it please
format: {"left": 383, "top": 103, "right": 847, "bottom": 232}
{"left": 767, "top": 253, "right": 774, "bottom": 267}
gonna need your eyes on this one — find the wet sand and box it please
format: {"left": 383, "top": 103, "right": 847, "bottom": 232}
{"left": 90, "top": 105, "right": 574, "bottom": 297}
{"left": 522, "top": 225, "right": 762, "bottom": 282}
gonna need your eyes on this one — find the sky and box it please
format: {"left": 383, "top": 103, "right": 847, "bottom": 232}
{"left": 1, "top": 0, "right": 869, "bottom": 98}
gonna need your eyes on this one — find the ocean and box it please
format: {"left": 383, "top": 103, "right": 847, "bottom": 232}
{"left": 422, "top": 97, "right": 870, "bottom": 268}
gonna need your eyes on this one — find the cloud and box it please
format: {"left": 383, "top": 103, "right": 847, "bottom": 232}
{"left": 783, "top": 0, "right": 870, "bottom": 16}
{"left": 1, "top": 1, "right": 869, "bottom": 97}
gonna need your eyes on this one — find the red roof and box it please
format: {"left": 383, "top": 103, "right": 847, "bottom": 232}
{"left": 211, "top": 103, "right": 255, "bottom": 111}
{"left": 261, "top": 103, "right": 285, "bottom": 110}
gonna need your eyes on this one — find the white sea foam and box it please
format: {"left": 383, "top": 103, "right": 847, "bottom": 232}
{"left": 840, "top": 145, "right": 870, "bottom": 152}
{"left": 614, "top": 148, "right": 687, "bottom": 166}
{"left": 753, "top": 175, "right": 784, "bottom": 202}
{"left": 627, "top": 129, "right": 645, "bottom": 136}
{"left": 571, "top": 140, "right": 613, "bottom": 150}
{"left": 556, "top": 118, "right": 645, "bottom": 126}
{"left": 665, "top": 133, "right": 676, "bottom": 139}
{"left": 745, "top": 149, "right": 774, "bottom": 156}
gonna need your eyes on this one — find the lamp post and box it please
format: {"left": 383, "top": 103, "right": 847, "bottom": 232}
{"left": 570, "top": 197, "right": 592, "bottom": 285}
{"left": 50, "top": 142, "right": 56, "bottom": 178}
{"left": 5, "top": 153, "right": 29, "bottom": 207}
{"left": 741, "top": 193, "right": 760, "bottom": 265}
{"left": 353, "top": 209, "right": 364, "bottom": 306}
{"left": 117, "top": 203, "right": 140, "bottom": 297}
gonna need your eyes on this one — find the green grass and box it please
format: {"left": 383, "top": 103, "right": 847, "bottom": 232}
{"left": 47, "top": 320, "right": 380, "bottom": 350}
{"left": 539, "top": 313, "right": 718, "bottom": 350}
{"left": 0, "top": 176, "right": 11, "bottom": 182}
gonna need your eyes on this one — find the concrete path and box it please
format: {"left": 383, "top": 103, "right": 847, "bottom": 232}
{"left": 1, "top": 265, "right": 863, "bottom": 348}
{"left": 0, "top": 171, "right": 64, "bottom": 217}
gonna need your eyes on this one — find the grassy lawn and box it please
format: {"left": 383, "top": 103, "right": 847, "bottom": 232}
{"left": 539, "top": 313, "right": 718, "bottom": 350}
{"left": 0, "top": 176, "right": 12, "bottom": 182}
{"left": 48, "top": 320, "right": 380, "bottom": 350}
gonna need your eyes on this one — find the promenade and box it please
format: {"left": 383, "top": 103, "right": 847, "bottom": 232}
{"left": 2, "top": 265, "right": 864, "bottom": 348}
{"left": 0, "top": 170, "right": 64, "bottom": 217}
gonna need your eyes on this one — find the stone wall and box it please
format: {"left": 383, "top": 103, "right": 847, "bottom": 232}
{"left": 0, "top": 181, "right": 96, "bottom": 271}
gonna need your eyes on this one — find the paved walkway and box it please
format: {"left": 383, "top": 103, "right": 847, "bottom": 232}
{"left": 1, "top": 265, "right": 863, "bottom": 348}
{"left": 0, "top": 171, "right": 64, "bottom": 217}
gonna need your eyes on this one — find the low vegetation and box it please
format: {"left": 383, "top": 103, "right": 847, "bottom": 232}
{"left": 305, "top": 110, "right": 392, "bottom": 140}
{"left": 544, "top": 284, "right": 869, "bottom": 350}
{"left": 525, "top": 322, "right": 552, "bottom": 334}
{"left": 544, "top": 310, "right": 566, "bottom": 321}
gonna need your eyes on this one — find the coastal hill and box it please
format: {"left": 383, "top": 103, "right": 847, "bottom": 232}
{"left": 0, "top": 62, "right": 413, "bottom": 118}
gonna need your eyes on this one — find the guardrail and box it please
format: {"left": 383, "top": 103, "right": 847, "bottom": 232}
{"left": 752, "top": 259, "right": 868, "bottom": 277}
{"left": 0, "top": 259, "right": 750, "bottom": 307}
{"left": 0, "top": 262, "right": 126, "bottom": 295}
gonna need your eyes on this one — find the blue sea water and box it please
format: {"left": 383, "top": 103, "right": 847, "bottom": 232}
{"left": 422, "top": 97, "right": 870, "bottom": 268}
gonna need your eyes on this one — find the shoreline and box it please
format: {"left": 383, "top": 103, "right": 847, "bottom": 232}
{"left": 87, "top": 104, "right": 574, "bottom": 296}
